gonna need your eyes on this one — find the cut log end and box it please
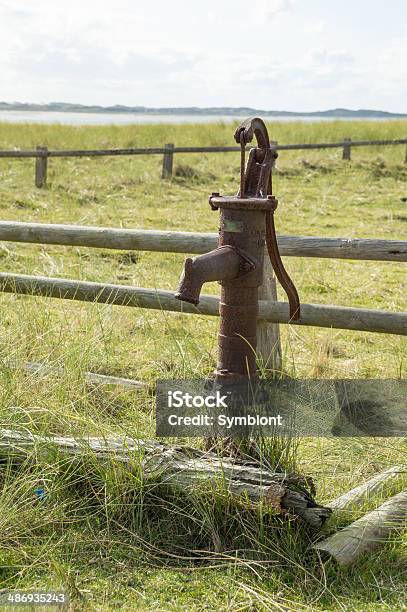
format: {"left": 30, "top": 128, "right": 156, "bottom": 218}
{"left": 314, "top": 491, "right": 407, "bottom": 565}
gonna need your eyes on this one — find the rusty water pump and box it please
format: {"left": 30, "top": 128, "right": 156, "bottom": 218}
{"left": 175, "top": 117, "right": 300, "bottom": 381}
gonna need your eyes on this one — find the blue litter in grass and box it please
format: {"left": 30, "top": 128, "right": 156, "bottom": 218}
{"left": 34, "top": 487, "right": 47, "bottom": 501}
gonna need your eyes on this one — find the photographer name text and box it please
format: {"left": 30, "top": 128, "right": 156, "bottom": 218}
{"left": 167, "top": 414, "right": 284, "bottom": 429}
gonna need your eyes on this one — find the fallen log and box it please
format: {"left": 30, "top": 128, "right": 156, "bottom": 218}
{"left": 328, "top": 465, "right": 406, "bottom": 510}
{"left": 314, "top": 491, "right": 407, "bottom": 565}
{"left": 0, "top": 429, "right": 331, "bottom": 528}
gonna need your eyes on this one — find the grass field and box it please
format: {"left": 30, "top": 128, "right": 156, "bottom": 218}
{"left": 0, "top": 119, "right": 406, "bottom": 610}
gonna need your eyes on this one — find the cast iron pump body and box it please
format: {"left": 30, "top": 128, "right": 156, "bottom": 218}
{"left": 175, "top": 117, "right": 300, "bottom": 381}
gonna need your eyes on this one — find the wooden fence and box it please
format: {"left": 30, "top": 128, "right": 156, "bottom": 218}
{"left": 0, "top": 222, "right": 405, "bottom": 369}
{"left": 1, "top": 138, "right": 406, "bottom": 187}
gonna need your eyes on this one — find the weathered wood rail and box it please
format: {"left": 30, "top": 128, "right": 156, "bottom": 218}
{"left": 0, "top": 222, "right": 405, "bottom": 262}
{"left": 0, "top": 220, "right": 405, "bottom": 342}
{"left": 0, "top": 272, "right": 405, "bottom": 336}
{"left": 1, "top": 138, "right": 406, "bottom": 186}
{"left": 1, "top": 138, "right": 406, "bottom": 158}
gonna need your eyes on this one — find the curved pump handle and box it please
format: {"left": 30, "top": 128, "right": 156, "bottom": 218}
{"left": 234, "top": 117, "right": 300, "bottom": 321}
{"left": 234, "top": 116, "right": 270, "bottom": 150}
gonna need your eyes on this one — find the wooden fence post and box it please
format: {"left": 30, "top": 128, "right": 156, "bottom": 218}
{"left": 162, "top": 143, "right": 174, "bottom": 179}
{"left": 342, "top": 138, "right": 351, "bottom": 160}
{"left": 404, "top": 144, "right": 407, "bottom": 164}
{"left": 35, "top": 146, "right": 48, "bottom": 188}
{"left": 257, "top": 254, "right": 282, "bottom": 374}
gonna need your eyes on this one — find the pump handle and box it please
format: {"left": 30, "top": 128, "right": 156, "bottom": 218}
{"left": 234, "top": 117, "right": 300, "bottom": 321}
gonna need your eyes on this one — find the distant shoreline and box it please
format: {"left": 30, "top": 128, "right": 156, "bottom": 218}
{"left": 1, "top": 110, "right": 406, "bottom": 126}
{"left": 0, "top": 103, "right": 406, "bottom": 119}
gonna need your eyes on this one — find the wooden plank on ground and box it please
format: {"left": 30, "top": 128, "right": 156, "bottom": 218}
{"left": 314, "top": 491, "right": 407, "bottom": 565}
{"left": 328, "top": 466, "right": 406, "bottom": 510}
{"left": 9, "top": 361, "right": 146, "bottom": 389}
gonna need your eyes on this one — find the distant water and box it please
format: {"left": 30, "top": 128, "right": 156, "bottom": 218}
{"left": 0, "top": 111, "right": 396, "bottom": 125}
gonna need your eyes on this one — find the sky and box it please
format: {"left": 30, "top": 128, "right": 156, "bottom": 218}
{"left": 1, "top": 0, "right": 406, "bottom": 112}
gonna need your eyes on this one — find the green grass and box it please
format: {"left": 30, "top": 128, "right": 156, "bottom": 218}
{"left": 0, "top": 119, "right": 406, "bottom": 610}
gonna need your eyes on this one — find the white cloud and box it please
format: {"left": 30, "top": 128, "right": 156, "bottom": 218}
{"left": 377, "top": 38, "right": 407, "bottom": 82}
{"left": 306, "top": 20, "right": 326, "bottom": 34}
{"left": 306, "top": 48, "right": 355, "bottom": 71}
{"left": 265, "top": 0, "right": 295, "bottom": 18}
{"left": 0, "top": 0, "right": 406, "bottom": 111}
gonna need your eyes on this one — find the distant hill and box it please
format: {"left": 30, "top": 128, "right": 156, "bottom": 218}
{"left": 0, "top": 102, "right": 406, "bottom": 118}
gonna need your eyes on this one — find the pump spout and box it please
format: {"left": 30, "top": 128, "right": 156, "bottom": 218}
{"left": 175, "top": 245, "right": 255, "bottom": 306}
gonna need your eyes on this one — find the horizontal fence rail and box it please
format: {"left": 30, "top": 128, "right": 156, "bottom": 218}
{"left": 0, "top": 273, "right": 405, "bottom": 336}
{"left": 1, "top": 137, "right": 406, "bottom": 186}
{"left": 0, "top": 222, "right": 405, "bottom": 262}
{"left": 1, "top": 139, "right": 407, "bottom": 158}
